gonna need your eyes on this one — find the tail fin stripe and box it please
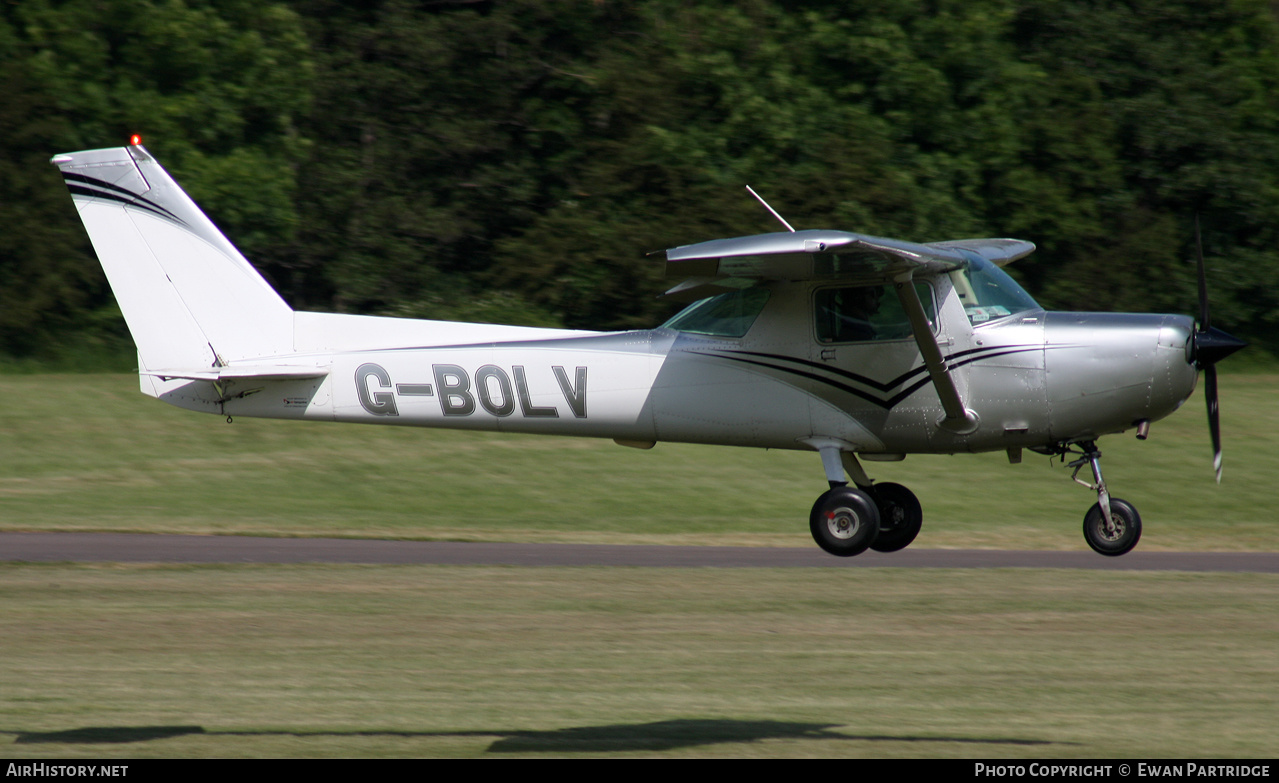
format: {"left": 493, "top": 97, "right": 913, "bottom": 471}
{"left": 62, "top": 172, "right": 187, "bottom": 225}
{"left": 62, "top": 171, "right": 143, "bottom": 198}
{"left": 65, "top": 184, "right": 187, "bottom": 225}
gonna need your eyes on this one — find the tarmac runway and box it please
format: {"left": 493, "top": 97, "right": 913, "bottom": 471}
{"left": 1, "top": 532, "right": 1276, "bottom": 572}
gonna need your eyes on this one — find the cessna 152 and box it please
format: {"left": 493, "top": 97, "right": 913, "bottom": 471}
{"left": 52, "top": 141, "right": 1246, "bottom": 557}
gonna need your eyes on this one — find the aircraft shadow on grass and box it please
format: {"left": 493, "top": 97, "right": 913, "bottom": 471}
{"left": 8, "top": 720, "right": 1062, "bottom": 753}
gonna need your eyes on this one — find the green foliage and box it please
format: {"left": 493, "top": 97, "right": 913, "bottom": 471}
{"left": 0, "top": 0, "right": 311, "bottom": 358}
{"left": 1008, "top": 0, "right": 1279, "bottom": 340}
{"left": 288, "top": 0, "right": 641, "bottom": 317}
{"left": 485, "top": 0, "right": 1279, "bottom": 339}
{"left": 5, "top": 0, "right": 1279, "bottom": 360}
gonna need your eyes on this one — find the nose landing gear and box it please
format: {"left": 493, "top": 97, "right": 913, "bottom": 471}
{"left": 1065, "top": 441, "right": 1142, "bottom": 556}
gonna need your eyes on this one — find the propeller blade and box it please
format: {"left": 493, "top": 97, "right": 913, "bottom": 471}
{"left": 1195, "top": 214, "right": 1210, "bottom": 331}
{"left": 1190, "top": 216, "right": 1244, "bottom": 482}
{"left": 1205, "top": 364, "right": 1222, "bottom": 483}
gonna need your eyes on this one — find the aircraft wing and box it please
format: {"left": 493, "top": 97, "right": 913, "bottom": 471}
{"left": 662, "top": 230, "right": 1035, "bottom": 300}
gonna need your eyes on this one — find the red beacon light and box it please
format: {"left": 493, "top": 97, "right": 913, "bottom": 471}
{"left": 129, "top": 134, "right": 142, "bottom": 146}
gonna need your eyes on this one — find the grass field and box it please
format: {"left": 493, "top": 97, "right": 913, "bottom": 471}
{"left": 0, "top": 373, "right": 1275, "bottom": 550}
{"left": 1, "top": 373, "right": 1276, "bottom": 758}
{"left": 1, "top": 564, "right": 1276, "bottom": 758}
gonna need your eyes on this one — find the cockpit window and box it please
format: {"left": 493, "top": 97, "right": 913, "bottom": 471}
{"left": 662, "top": 286, "right": 770, "bottom": 337}
{"left": 950, "top": 255, "right": 1041, "bottom": 325}
{"left": 815, "top": 282, "right": 934, "bottom": 343}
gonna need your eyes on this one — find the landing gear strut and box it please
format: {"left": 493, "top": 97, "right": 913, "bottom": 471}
{"left": 1065, "top": 441, "right": 1142, "bottom": 556}
{"left": 806, "top": 445, "right": 923, "bottom": 557}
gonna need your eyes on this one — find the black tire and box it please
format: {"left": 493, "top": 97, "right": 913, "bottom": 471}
{"left": 809, "top": 486, "right": 881, "bottom": 557}
{"left": 869, "top": 482, "right": 923, "bottom": 553}
{"left": 1082, "top": 498, "right": 1142, "bottom": 556}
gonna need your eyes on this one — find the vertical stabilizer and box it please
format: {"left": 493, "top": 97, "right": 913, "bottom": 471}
{"left": 51, "top": 144, "right": 294, "bottom": 374}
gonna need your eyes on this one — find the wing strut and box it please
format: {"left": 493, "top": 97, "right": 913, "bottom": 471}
{"left": 894, "top": 274, "right": 980, "bottom": 434}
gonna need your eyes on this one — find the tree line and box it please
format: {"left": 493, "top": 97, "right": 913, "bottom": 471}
{"left": 3, "top": 0, "right": 1277, "bottom": 365}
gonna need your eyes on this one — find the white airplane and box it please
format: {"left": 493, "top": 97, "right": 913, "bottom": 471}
{"left": 52, "top": 141, "right": 1245, "bottom": 557}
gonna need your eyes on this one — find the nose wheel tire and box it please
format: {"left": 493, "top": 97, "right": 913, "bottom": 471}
{"left": 869, "top": 482, "right": 923, "bottom": 553}
{"left": 1082, "top": 498, "right": 1142, "bottom": 556}
{"left": 810, "top": 487, "right": 881, "bottom": 557}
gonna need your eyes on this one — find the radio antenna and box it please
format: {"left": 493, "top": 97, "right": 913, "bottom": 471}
{"left": 745, "top": 185, "right": 795, "bottom": 232}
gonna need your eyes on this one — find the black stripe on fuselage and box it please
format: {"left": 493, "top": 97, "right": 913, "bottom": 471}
{"left": 707, "top": 345, "right": 1043, "bottom": 410}
{"left": 720, "top": 346, "right": 1036, "bottom": 391}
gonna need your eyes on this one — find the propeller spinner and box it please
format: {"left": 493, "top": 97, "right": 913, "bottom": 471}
{"left": 1192, "top": 217, "right": 1248, "bottom": 482}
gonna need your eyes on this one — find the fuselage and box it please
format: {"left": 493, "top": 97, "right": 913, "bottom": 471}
{"left": 158, "top": 270, "right": 1200, "bottom": 457}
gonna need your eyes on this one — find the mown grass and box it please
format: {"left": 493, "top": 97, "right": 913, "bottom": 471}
{"left": 1, "top": 373, "right": 1276, "bottom": 759}
{"left": 0, "top": 563, "right": 1275, "bottom": 758}
{"left": 0, "top": 373, "right": 1275, "bottom": 550}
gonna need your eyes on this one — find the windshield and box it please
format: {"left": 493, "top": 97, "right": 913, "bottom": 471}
{"left": 662, "top": 287, "right": 770, "bottom": 337}
{"left": 949, "top": 255, "right": 1041, "bottom": 325}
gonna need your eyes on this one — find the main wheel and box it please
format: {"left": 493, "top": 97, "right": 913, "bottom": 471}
{"left": 1082, "top": 498, "right": 1142, "bottom": 556}
{"left": 809, "top": 486, "right": 881, "bottom": 557}
{"left": 870, "top": 482, "right": 923, "bottom": 553}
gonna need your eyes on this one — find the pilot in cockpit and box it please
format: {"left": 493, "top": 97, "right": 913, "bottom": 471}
{"left": 818, "top": 285, "right": 883, "bottom": 342}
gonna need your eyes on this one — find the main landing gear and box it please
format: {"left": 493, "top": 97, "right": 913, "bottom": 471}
{"left": 806, "top": 441, "right": 1143, "bottom": 558}
{"left": 1062, "top": 441, "right": 1142, "bottom": 556}
{"left": 807, "top": 448, "right": 923, "bottom": 557}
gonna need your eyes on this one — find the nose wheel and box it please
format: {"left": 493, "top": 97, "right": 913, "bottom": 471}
{"left": 1065, "top": 441, "right": 1142, "bottom": 556}
{"left": 1082, "top": 498, "right": 1142, "bottom": 556}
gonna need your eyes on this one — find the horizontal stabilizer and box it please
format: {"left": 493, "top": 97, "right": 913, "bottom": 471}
{"left": 142, "top": 363, "right": 331, "bottom": 382}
